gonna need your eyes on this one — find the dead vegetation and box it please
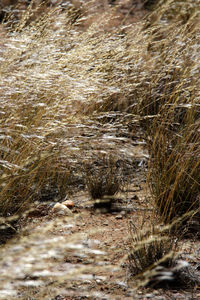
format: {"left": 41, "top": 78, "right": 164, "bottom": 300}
{"left": 0, "top": 0, "right": 199, "bottom": 298}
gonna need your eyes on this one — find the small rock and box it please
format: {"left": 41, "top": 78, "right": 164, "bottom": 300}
{"left": 145, "top": 294, "right": 155, "bottom": 298}
{"left": 153, "top": 291, "right": 159, "bottom": 295}
{"left": 172, "top": 293, "right": 185, "bottom": 299}
{"left": 96, "top": 279, "right": 101, "bottom": 283}
{"left": 52, "top": 203, "right": 73, "bottom": 216}
{"left": 115, "top": 214, "right": 123, "bottom": 219}
{"left": 61, "top": 200, "right": 74, "bottom": 209}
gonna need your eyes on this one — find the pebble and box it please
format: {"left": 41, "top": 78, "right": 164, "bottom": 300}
{"left": 96, "top": 279, "right": 101, "bottom": 283}
{"left": 145, "top": 294, "right": 155, "bottom": 298}
{"left": 115, "top": 214, "right": 123, "bottom": 219}
{"left": 153, "top": 291, "right": 160, "bottom": 295}
{"left": 52, "top": 203, "right": 73, "bottom": 216}
{"left": 172, "top": 293, "right": 186, "bottom": 299}
{"left": 61, "top": 200, "right": 74, "bottom": 209}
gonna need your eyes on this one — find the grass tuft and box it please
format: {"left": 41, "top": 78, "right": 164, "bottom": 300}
{"left": 128, "top": 217, "right": 199, "bottom": 288}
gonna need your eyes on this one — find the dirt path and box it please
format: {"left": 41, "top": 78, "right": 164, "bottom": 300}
{"left": 19, "top": 184, "right": 200, "bottom": 300}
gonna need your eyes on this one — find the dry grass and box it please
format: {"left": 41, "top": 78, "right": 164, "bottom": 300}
{"left": 148, "top": 112, "right": 200, "bottom": 225}
{"left": 128, "top": 213, "right": 200, "bottom": 289}
{"left": 84, "top": 154, "right": 122, "bottom": 199}
{"left": 143, "top": 9, "right": 200, "bottom": 226}
{"left": 0, "top": 1, "right": 147, "bottom": 218}
{"left": 128, "top": 218, "right": 179, "bottom": 287}
{"left": 0, "top": 0, "right": 199, "bottom": 298}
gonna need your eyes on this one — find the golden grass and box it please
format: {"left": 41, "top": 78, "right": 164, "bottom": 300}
{"left": 0, "top": 0, "right": 199, "bottom": 297}
{"left": 128, "top": 218, "right": 179, "bottom": 287}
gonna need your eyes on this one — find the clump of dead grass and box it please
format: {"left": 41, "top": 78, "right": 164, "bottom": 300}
{"left": 128, "top": 219, "right": 178, "bottom": 277}
{"left": 84, "top": 154, "right": 121, "bottom": 198}
{"left": 148, "top": 110, "right": 200, "bottom": 225}
{"left": 135, "top": 1, "right": 200, "bottom": 229}
{"left": 127, "top": 0, "right": 200, "bottom": 289}
{"left": 127, "top": 216, "right": 200, "bottom": 289}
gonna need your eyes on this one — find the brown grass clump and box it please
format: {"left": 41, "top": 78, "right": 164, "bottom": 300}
{"left": 146, "top": 25, "right": 200, "bottom": 227}
{"left": 128, "top": 216, "right": 200, "bottom": 289}
{"left": 128, "top": 219, "right": 179, "bottom": 287}
{"left": 134, "top": 1, "right": 200, "bottom": 229}
{"left": 148, "top": 110, "right": 200, "bottom": 225}
{"left": 127, "top": 0, "right": 200, "bottom": 289}
{"left": 85, "top": 154, "right": 121, "bottom": 199}
{"left": 83, "top": 154, "right": 123, "bottom": 211}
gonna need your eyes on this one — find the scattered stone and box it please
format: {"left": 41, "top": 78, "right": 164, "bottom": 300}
{"left": 153, "top": 291, "right": 160, "bottom": 295}
{"left": 61, "top": 200, "right": 75, "bottom": 209}
{"left": 112, "top": 212, "right": 118, "bottom": 215}
{"left": 172, "top": 293, "right": 184, "bottom": 299}
{"left": 115, "top": 214, "right": 123, "bottom": 219}
{"left": 52, "top": 203, "right": 73, "bottom": 216}
{"left": 96, "top": 279, "right": 101, "bottom": 283}
{"left": 145, "top": 293, "right": 155, "bottom": 298}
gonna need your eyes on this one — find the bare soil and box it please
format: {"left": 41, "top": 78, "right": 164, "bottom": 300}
{"left": 19, "top": 179, "right": 200, "bottom": 300}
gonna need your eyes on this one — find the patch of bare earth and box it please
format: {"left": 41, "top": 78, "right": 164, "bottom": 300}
{"left": 19, "top": 180, "right": 200, "bottom": 299}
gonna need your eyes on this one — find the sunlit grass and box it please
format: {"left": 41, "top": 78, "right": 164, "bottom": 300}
{"left": 0, "top": 0, "right": 199, "bottom": 298}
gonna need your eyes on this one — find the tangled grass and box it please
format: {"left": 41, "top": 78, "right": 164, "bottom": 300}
{"left": 0, "top": 2, "right": 148, "bottom": 218}
{"left": 0, "top": 0, "right": 199, "bottom": 298}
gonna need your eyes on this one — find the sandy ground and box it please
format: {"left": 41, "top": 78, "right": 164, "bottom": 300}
{"left": 19, "top": 180, "right": 200, "bottom": 300}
